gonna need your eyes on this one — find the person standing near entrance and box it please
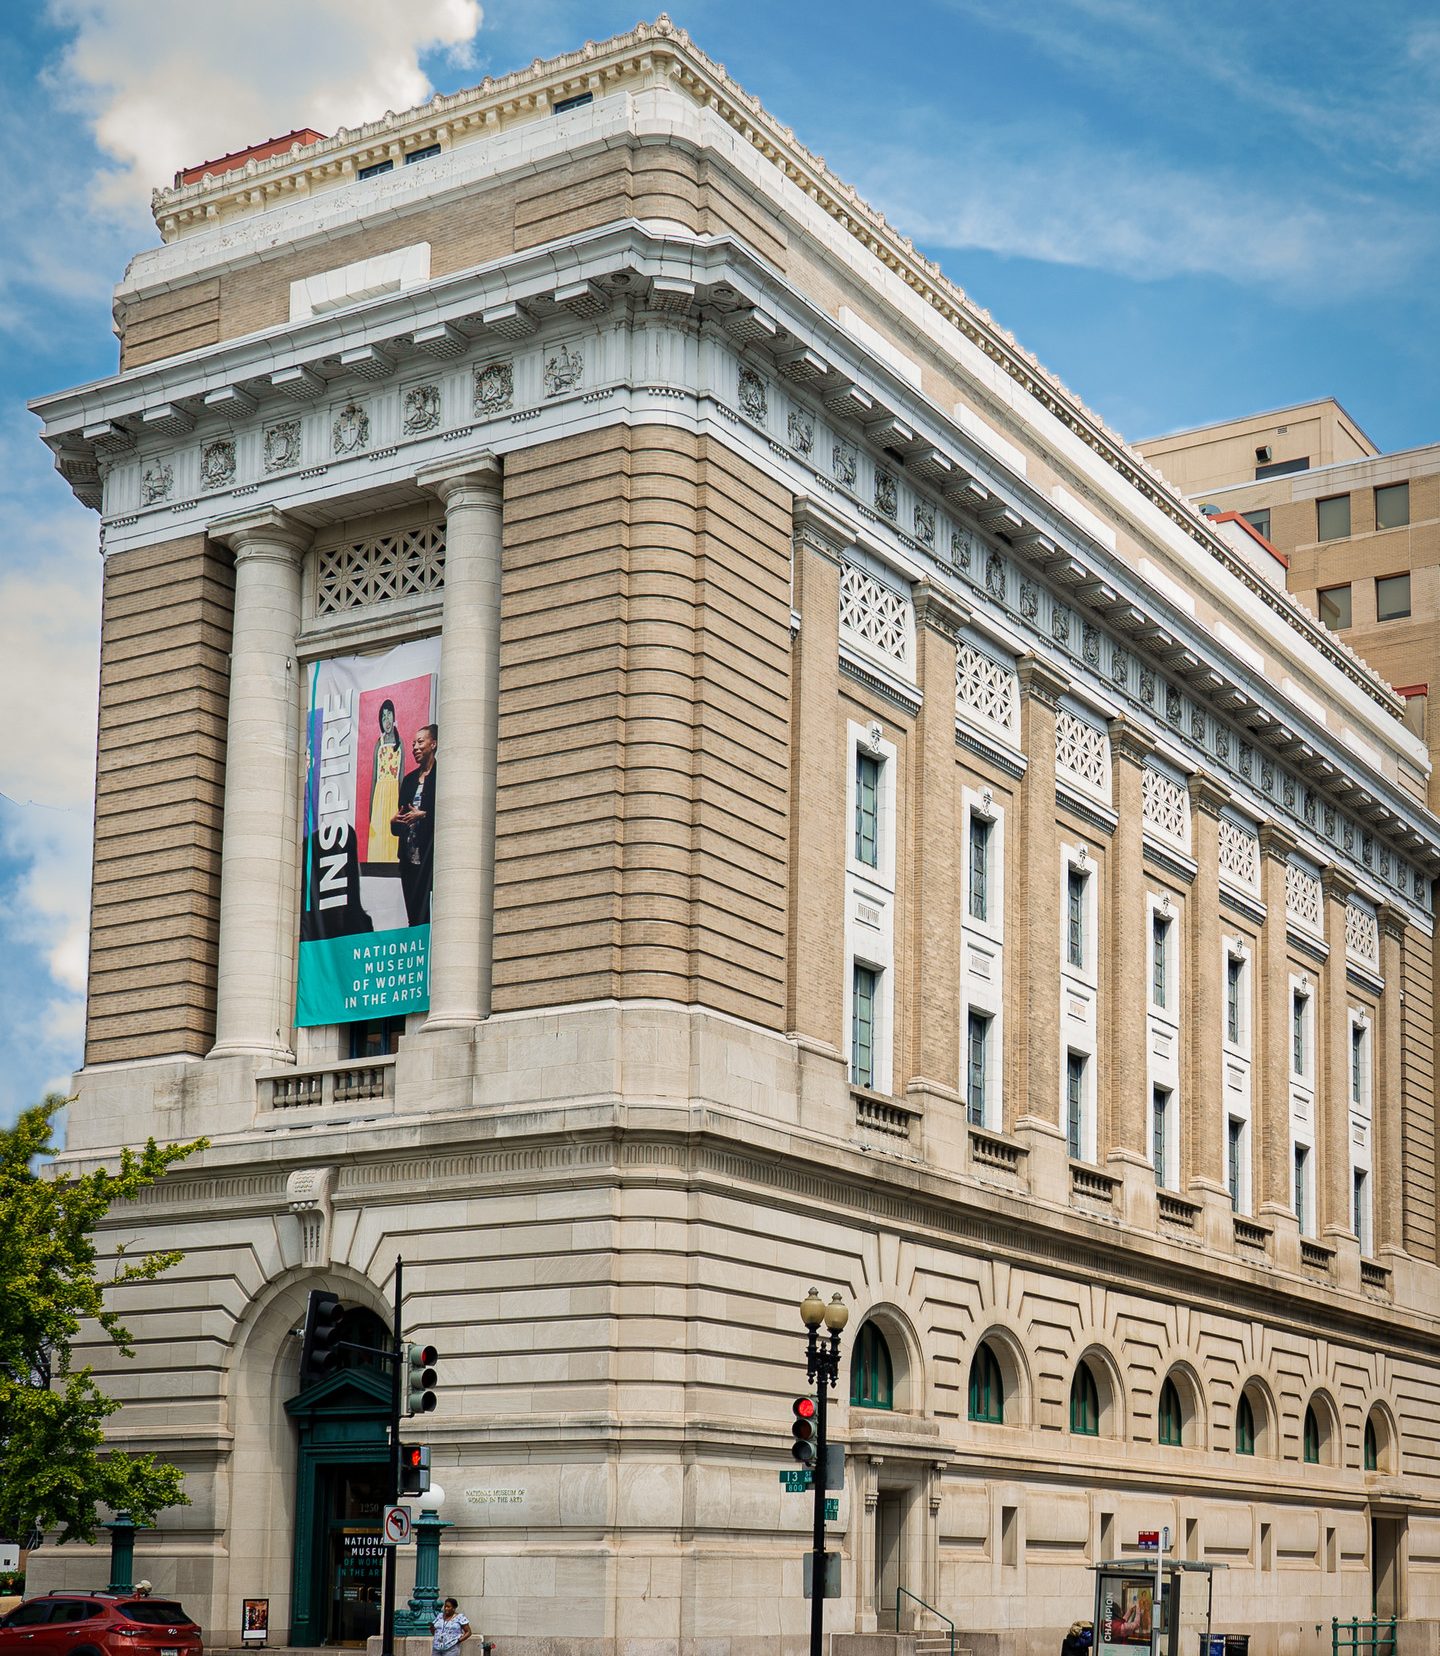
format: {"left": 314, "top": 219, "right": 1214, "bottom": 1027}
{"left": 432, "top": 1598, "right": 471, "bottom": 1656}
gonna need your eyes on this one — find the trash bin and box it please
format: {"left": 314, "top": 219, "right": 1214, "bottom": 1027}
{"left": 1224, "top": 1637, "right": 1250, "bottom": 1656}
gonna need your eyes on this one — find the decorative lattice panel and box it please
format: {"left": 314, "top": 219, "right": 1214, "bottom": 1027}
{"left": 1142, "top": 768, "right": 1188, "bottom": 846}
{"left": 839, "top": 563, "right": 910, "bottom": 666}
{"left": 955, "top": 641, "right": 1017, "bottom": 733}
{"left": 1346, "top": 901, "right": 1380, "bottom": 967}
{"left": 315, "top": 524, "right": 447, "bottom": 615}
{"left": 1056, "top": 709, "right": 1110, "bottom": 798}
{"left": 1285, "top": 863, "right": 1323, "bottom": 933}
{"left": 1217, "top": 818, "right": 1260, "bottom": 890}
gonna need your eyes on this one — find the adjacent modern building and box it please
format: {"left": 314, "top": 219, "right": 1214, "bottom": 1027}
{"left": 30, "top": 21, "right": 1440, "bottom": 1656}
{"left": 1137, "top": 400, "right": 1439, "bottom": 808}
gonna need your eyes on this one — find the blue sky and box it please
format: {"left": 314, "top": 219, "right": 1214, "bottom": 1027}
{"left": 3, "top": 0, "right": 1437, "bottom": 1127}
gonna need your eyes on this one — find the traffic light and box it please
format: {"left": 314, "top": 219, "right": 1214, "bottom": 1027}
{"left": 406, "top": 1343, "right": 439, "bottom": 1415}
{"left": 400, "top": 1444, "right": 431, "bottom": 1496}
{"left": 299, "top": 1290, "right": 345, "bottom": 1386}
{"left": 791, "top": 1396, "right": 817, "bottom": 1465}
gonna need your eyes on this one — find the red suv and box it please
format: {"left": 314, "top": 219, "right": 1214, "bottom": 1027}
{"left": 0, "top": 1595, "right": 202, "bottom": 1656}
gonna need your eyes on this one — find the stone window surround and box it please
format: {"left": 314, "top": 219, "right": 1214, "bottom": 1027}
{"left": 961, "top": 784, "right": 1006, "bottom": 1131}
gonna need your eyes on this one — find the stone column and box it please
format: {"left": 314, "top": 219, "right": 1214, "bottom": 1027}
{"left": 1186, "top": 777, "right": 1232, "bottom": 1238}
{"left": 1256, "top": 824, "right": 1298, "bottom": 1227}
{"left": 1375, "top": 905, "right": 1407, "bottom": 1257}
{"left": 1107, "top": 720, "right": 1156, "bottom": 1218}
{"left": 208, "top": 507, "right": 309, "bottom": 1062}
{"left": 905, "top": 582, "right": 970, "bottom": 1149}
{"left": 1011, "top": 655, "right": 1070, "bottom": 1190}
{"left": 416, "top": 454, "right": 504, "bottom": 1027}
{"left": 1321, "top": 865, "right": 1358, "bottom": 1247}
{"left": 786, "top": 498, "right": 849, "bottom": 1064}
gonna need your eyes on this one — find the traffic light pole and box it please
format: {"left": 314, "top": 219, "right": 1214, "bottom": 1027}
{"left": 381, "top": 1255, "right": 403, "bottom": 1656}
{"left": 809, "top": 1367, "right": 828, "bottom": 1656}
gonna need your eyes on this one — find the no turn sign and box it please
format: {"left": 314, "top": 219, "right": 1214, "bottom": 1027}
{"left": 382, "top": 1505, "right": 413, "bottom": 1545}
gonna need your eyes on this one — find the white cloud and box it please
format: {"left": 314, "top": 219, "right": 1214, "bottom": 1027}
{"left": 46, "top": 0, "right": 484, "bottom": 208}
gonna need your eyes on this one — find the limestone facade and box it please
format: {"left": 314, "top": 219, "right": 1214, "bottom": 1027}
{"left": 30, "top": 19, "right": 1440, "bottom": 1656}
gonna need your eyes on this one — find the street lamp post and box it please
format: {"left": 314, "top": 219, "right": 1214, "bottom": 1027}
{"left": 800, "top": 1287, "right": 849, "bottom": 1656}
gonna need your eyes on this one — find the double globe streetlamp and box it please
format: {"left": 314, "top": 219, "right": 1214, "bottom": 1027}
{"left": 800, "top": 1287, "right": 849, "bottom": 1656}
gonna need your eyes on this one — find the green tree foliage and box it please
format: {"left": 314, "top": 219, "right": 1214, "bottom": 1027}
{"left": 0, "top": 1094, "right": 205, "bottom": 1544}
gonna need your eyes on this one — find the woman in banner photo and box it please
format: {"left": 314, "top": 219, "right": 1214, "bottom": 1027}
{"left": 393, "top": 723, "right": 438, "bottom": 925}
{"left": 367, "top": 699, "right": 403, "bottom": 864}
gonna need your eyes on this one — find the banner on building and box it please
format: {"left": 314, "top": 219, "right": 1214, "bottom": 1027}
{"left": 296, "top": 638, "right": 440, "bottom": 1027}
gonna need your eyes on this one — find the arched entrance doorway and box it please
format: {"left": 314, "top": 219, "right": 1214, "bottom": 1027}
{"left": 284, "top": 1309, "right": 393, "bottom": 1646}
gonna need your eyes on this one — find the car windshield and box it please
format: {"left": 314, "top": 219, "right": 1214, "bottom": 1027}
{"left": 118, "top": 1603, "right": 194, "bottom": 1625}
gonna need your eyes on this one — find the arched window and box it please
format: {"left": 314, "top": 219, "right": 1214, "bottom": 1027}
{"left": 1070, "top": 1363, "right": 1099, "bottom": 1436}
{"left": 968, "top": 1343, "right": 1004, "bottom": 1423}
{"left": 1236, "top": 1392, "right": 1256, "bottom": 1456}
{"left": 850, "top": 1322, "right": 894, "bottom": 1410}
{"left": 1364, "top": 1415, "right": 1378, "bottom": 1471}
{"left": 1158, "top": 1377, "right": 1183, "bottom": 1446}
{"left": 1303, "top": 1405, "right": 1320, "bottom": 1464}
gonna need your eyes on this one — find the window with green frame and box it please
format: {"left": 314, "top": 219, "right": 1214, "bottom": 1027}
{"left": 1236, "top": 1391, "right": 1256, "bottom": 1456}
{"left": 850, "top": 1322, "right": 894, "bottom": 1410}
{"left": 1070, "top": 1362, "right": 1099, "bottom": 1435}
{"left": 968, "top": 1343, "right": 1004, "bottom": 1423}
{"left": 1364, "top": 1415, "right": 1379, "bottom": 1471}
{"left": 1303, "top": 1404, "right": 1321, "bottom": 1464}
{"left": 1157, "top": 1376, "right": 1183, "bottom": 1446}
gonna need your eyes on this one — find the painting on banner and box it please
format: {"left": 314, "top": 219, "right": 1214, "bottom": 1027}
{"left": 297, "top": 637, "right": 440, "bottom": 1027}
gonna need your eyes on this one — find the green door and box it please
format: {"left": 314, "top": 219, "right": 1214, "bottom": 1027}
{"left": 285, "top": 1367, "right": 394, "bottom": 1645}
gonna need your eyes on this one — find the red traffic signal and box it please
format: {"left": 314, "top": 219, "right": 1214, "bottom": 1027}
{"left": 791, "top": 1396, "right": 817, "bottom": 1464}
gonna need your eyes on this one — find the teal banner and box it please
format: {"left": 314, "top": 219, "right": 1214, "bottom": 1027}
{"left": 296, "top": 639, "right": 440, "bottom": 1028}
{"left": 296, "top": 925, "right": 431, "bottom": 1027}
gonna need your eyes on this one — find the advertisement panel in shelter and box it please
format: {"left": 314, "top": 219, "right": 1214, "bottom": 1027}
{"left": 296, "top": 639, "right": 440, "bottom": 1027}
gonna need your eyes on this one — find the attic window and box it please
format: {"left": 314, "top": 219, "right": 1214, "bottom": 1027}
{"left": 405, "top": 145, "right": 441, "bottom": 165}
{"left": 358, "top": 159, "right": 394, "bottom": 180}
{"left": 553, "top": 92, "right": 593, "bottom": 113}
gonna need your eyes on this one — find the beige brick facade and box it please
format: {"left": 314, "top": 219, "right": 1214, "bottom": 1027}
{"left": 32, "top": 19, "right": 1440, "bottom": 1656}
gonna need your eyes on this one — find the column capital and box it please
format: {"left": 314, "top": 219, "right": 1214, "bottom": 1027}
{"left": 1377, "top": 902, "right": 1408, "bottom": 943}
{"left": 416, "top": 450, "right": 502, "bottom": 510}
{"left": 1322, "top": 863, "right": 1359, "bottom": 905}
{"left": 1016, "top": 653, "right": 1069, "bottom": 709}
{"left": 791, "top": 493, "right": 853, "bottom": 566}
{"left": 209, "top": 506, "right": 311, "bottom": 561}
{"left": 1259, "top": 820, "right": 1298, "bottom": 863}
{"left": 1189, "top": 772, "right": 1232, "bottom": 821}
{"left": 913, "top": 579, "right": 971, "bottom": 641}
{"left": 1108, "top": 714, "right": 1156, "bottom": 768}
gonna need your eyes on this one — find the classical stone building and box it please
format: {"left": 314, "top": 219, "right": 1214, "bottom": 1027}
{"left": 1137, "top": 400, "right": 1440, "bottom": 811}
{"left": 31, "top": 20, "right": 1440, "bottom": 1656}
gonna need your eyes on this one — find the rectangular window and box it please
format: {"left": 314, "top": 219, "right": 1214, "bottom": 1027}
{"left": 1066, "top": 1053, "right": 1085, "bottom": 1160}
{"left": 348, "top": 1016, "right": 404, "bottom": 1060}
{"left": 1255, "top": 456, "right": 1309, "bottom": 480}
{"left": 969, "top": 815, "right": 991, "bottom": 923}
{"left": 1067, "top": 868, "right": 1086, "bottom": 969}
{"left": 1242, "top": 508, "right": 1271, "bottom": 542}
{"left": 1293, "top": 990, "right": 1308, "bottom": 1075}
{"left": 966, "top": 1011, "right": 989, "bottom": 1127}
{"left": 1318, "top": 584, "right": 1352, "bottom": 630}
{"left": 1228, "top": 1117, "right": 1244, "bottom": 1210}
{"left": 1294, "top": 1146, "right": 1309, "bottom": 1233}
{"left": 1316, "top": 494, "right": 1352, "bottom": 541}
{"left": 851, "top": 964, "right": 877, "bottom": 1089}
{"left": 1377, "top": 573, "right": 1411, "bottom": 621}
{"left": 1152, "top": 914, "right": 1169, "bottom": 1008}
{"left": 1352, "top": 1024, "right": 1365, "bottom": 1105}
{"left": 1152, "top": 1087, "right": 1169, "bottom": 1186}
{"left": 358, "top": 159, "right": 394, "bottom": 179}
{"left": 404, "top": 144, "right": 441, "bottom": 164}
{"left": 1353, "top": 1169, "right": 1368, "bottom": 1252}
{"left": 553, "top": 90, "right": 594, "bottom": 113}
{"left": 1226, "top": 955, "right": 1243, "bottom": 1044}
{"left": 1375, "top": 482, "right": 1410, "bottom": 530}
{"left": 855, "top": 752, "right": 880, "bottom": 867}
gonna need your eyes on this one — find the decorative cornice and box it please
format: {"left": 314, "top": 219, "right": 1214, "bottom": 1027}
{"left": 1377, "top": 903, "right": 1408, "bottom": 944}
{"left": 913, "top": 579, "right": 971, "bottom": 642}
{"left": 416, "top": 449, "right": 502, "bottom": 509}
{"left": 1143, "top": 837, "right": 1198, "bottom": 886}
{"left": 1322, "top": 865, "right": 1359, "bottom": 906}
{"left": 1109, "top": 715, "right": 1157, "bottom": 769}
{"left": 1190, "top": 774, "right": 1233, "bottom": 822}
{"left": 955, "top": 723, "right": 1027, "bottom": 781}
{"left": 791, "top": 492, "right": 853, "bottom": 565}
{"left": 208, "top": 504, "right": 311, "bottom": 558}
{"left": 1259, "top": 822, "right": 1299, "bottom": 865}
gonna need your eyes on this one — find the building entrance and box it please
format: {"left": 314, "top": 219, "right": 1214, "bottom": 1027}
{"left": 1371, "top": 1515, "right": 1404, "bottom": 1618}
{"left": 875, "top": 1493, "right": 904, "bottom": 1629}
{"left": 284, "top": 1358, "right": 393, "bottom": 1646}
